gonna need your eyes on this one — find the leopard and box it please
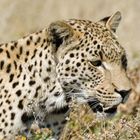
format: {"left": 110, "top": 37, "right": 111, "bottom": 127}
{"left": 0, "top": 11, "right": 131, "bottom": 140}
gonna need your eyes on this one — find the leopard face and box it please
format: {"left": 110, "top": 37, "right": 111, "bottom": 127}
{"left": 49, "top": 11, "right": 131, "bottom": 117}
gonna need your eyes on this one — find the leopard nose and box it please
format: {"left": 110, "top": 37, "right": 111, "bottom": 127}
{"left": 115, "top": 89, "right": 131, "bottom": 102}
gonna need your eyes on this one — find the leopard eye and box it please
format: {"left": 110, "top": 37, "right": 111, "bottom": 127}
{"left": 89, "top": 60, "right": 102, "bottom": 67}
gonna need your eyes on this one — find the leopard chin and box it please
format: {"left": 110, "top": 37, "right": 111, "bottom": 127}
{"left": 95, "top": 107, "right": 117, "bottom": 119}
{"left": 88, "top": 100, "right": 118, "bottom": 119}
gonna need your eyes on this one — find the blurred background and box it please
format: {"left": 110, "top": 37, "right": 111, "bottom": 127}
{"left": 0, "top": 0, "right": 140, "bottom": 68}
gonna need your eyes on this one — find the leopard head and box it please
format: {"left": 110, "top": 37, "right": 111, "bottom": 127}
{"left": 48, "top": 11, "right": 131, "bottom": 117}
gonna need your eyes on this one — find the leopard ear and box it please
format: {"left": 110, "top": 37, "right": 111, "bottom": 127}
{"left": 99, "top": 11, "right": 122, "bottom": 33}
{"left": 48, "top": 21, "right": 74, "bottom": 49}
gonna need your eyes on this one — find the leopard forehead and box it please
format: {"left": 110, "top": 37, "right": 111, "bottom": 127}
{"left": 59, "top": 19, "right": 125, "bottom": 63}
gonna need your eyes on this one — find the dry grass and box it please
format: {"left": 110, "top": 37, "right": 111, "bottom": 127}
{"left": 16, "top": 66, "right": 140, "bottom": 140}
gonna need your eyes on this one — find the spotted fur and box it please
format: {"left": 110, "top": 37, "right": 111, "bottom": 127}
{"left": 0, "top": 11, "right": 131, "bottom": 139}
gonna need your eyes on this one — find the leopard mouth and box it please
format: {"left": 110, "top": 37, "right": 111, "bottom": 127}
{"left": 88, "top": 100, "right": 103, "bottom": 113}
{"left": 104, "top": 107, "right": 117, "bottom": 114}
{"left": 88, "top": 99, "right": 118, "bottom": 115}
{"left": 88, "top": 103, "right": 117, "bottom": 114}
